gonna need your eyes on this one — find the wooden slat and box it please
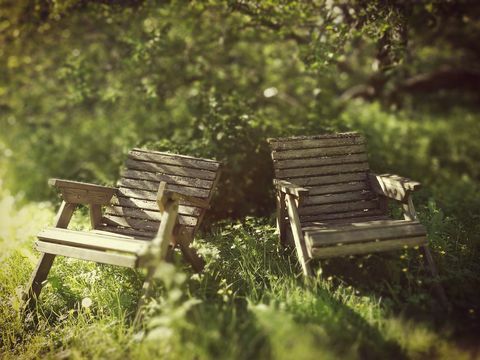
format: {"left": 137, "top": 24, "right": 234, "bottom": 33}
{"left": 306, "top": 221, "right": 426, "bottom": 247}
{"left": 97, "top": 224, "right": 194, "bottom": 239}
{"left": 49, "top": 179, "right": 116, "bottom": 192}
{"left": 300, "top": 209, "right": 386, "bottom": 224}
{"left": 58, "top": 188, "right": 115, "bottom": 205}
{"left": 116, "top": 188, "right": 211, "bottom": 212}
{"left": 112, "top": 196, "right": 202, "bottom": 216}
{"left": 129, "top": 149, "right": 220, "bottom": 171}
{"left": 125, "top": 158, "right": 216, "bottom": 181}
{"left": 117, "top": 178, "right": 210, "bottom": 198}
{"left": 276, "top": 190, "right": 288, "bottom": 246}
{"left": 272, "top": 144, "right": 366, "bottom": 161}
{"left": 310, "top": 236, "right": 427, "bottom": 259}
{"left": 302, "top": 215, "right": 390, "bottom": 228}
{"left": 298, "top": 200, "right": 379, "bottom": 216}
{"left": 269, "top": 132, "right": 360, "bottom": 144}
{"left": 103, "top": 214, "right": 196, "bottom": 235}
{"left": 38, "top": 228, "right": 147, "bottom": 254}
{"left": 278, "top": 162, "right": 369, "bottom": 179}
{"left": 117, "top": 187, "right": 158, "bottom": 201}
{"left": 103, "top": 214, "right": 159, "bottom": 232}
{"left": 90, "top": 229, "right": 144, "bottom": 239}
{"left": 105, "top": 206, "right": 198, "bottom": 226}
{"left": 90, "top": 204, "right": 102, "bottom": 228}
{"left": 274, "top": 153, "right": 368, "bottom": 170}
{"left": 285, "top": 194, "right": 313, "bottom": 276}
{"left": 36, "top": 241, "right": 138, "bottom": 268}
{"left": 307, "top": 182, "right": 369, "bottom": 196}
{"left": 294, "top": 172, "right": 367, "bottom": 187}
{"left": 96, "top": 225, "right": 156, "bottom": 239}
{"left": 270, "top": 135, "right": 365, "bottom": 151}
{"left": 122, "top": 169, "right": 213, "bottom": 189}
{"left": 305, "top": 219, "right": 421, "bottom": 233}
{"left": 303, "top": 191, "right": 375, "bottom": 206}
{"left": 270, "top": 132, "right": 359, "bottom": 140}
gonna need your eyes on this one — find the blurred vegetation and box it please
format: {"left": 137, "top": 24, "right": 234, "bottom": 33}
{"left": 0, "top": 199, "right": 476, "bottom": 359}
{"left": 1, "top": 0, "right": 480, "bottom": 358}
{"left": 2, "top": 0, "right": 479, "bottom": 218}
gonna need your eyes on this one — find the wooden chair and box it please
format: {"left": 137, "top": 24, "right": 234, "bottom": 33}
{"left": 268, "top": 132, "right": 448, "bottom": 305}
{"left": 24, "top": 148, "right": 221, "bottom": 316}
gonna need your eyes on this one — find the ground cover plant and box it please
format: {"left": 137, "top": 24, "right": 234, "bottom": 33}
{"left": 1, "top": 1, "right": 480, "bottom": 359}
{"left": 0, "top": 188, "right": 478, "bottom": 359}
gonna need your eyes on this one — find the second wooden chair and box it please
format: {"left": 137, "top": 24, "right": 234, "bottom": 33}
{"left": 268, "top": 132, "right": 447, "bottom": 306}
{"left": 24, "top": 148, "right": 221, "bottom": 319}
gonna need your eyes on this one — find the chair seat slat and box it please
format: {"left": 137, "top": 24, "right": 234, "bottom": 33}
{"left": 307, "top": 223, "right": 426, "bottom": 248}
{"left": 38, "top": 228, "right": 147, "bottom": 253}
{"left": 310, "top": 236, "right": 427, "bottom": 259}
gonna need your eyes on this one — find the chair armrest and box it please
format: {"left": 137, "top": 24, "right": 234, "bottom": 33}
{"left": 273, "top": 179, "right": 309, "bottom": 198}
{"left": 368, "top": 173, "right": 421, "bottom": 202}
{"left": 155, "top": 181, "right": 210, "bottom": 211}
{"left": 49, "top": 178, "right": 116, "bottom": 205}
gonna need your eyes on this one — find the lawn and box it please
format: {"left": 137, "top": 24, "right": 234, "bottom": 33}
{"left": 0, "top": 182, "right": 478, "bottom": 359}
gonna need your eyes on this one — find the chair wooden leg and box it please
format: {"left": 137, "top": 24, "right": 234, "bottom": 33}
{"left": 276, "top": 191, "right": 288, "bottom": 248}
{"left": 285, "top": 194, "right": 313, "bottom": 277}
{"left": 133, "top": 267, "right": 156, "bottom": 328}
{"left": 24, "top": 253, "right": 56, "bottom": 311}
{"left": 23, "top": 201, "right": 77, "bottom": 310}
{"left": 179, "top": 242, "right": 205, "bottom": 273}
{"left": 175, "top": 231, "right": 204, "bottom": 272}
{"left": 422, "top": 245, "right": 450, "bottom": 310}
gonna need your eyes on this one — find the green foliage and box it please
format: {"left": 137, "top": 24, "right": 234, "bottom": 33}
{"left": 143, "top": 91, "right": 275, "bottom": 219}
{"left": 1, "top": 0, "right": 480, "bottom": 358}
{"left": 5, "top": 0, "right": 479, "bottom": 215}
{"left": 0, "top": 201, "right": 476, "bottom": 359}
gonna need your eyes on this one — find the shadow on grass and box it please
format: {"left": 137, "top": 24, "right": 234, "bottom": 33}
{"left": 318, "top": 253, "right": 480, "bottom": 353}
{"left": 184, "top": 222, "right": 408, "bottom": 359}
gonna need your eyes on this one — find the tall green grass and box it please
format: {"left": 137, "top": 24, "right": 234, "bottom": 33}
{"left": 0, "top": 186, "right": 476, "bottom": 359}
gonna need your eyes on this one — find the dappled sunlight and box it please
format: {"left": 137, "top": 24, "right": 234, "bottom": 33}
{"left": 1, "top": 0, "right": 479, "bottom": 358}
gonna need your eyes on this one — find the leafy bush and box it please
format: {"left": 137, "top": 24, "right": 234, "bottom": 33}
{"left": 143, "top": 91, "right": 276, "bottom": 220}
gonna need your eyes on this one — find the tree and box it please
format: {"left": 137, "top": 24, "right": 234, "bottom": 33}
{"left": 1, "top": 0, "right": 479, "bottom": 218}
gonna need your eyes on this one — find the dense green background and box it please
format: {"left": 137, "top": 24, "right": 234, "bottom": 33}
{"left": 1, "top": 1, "right": 479, "bottom": 358}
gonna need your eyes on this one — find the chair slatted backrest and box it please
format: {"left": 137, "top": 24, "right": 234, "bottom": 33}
{"left": 268, "top": 133, "right": 386, "bottom": 226}
{"left": 99, "top": 148, "right": 221, "bottom": 239}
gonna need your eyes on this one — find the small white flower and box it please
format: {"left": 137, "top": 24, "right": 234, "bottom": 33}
{"left": 81, "top": 297, "right": 93, "bottom": 308}
{"left": 263, "top": 87, "right": 278, "bottom": 98}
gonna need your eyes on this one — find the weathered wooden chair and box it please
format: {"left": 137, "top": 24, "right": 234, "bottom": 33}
{"left": 24, "top": 148, "right": 221, "bottom": 316}
{"left": 268, "top": 132, "right": 447, "bottom": 305}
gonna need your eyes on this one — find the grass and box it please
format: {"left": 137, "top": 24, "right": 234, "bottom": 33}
{"left": 0, "top": 185, "right": 479, "bottom": 359}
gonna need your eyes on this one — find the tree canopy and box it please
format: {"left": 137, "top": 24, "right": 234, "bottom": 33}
{"left": 1, "top": 0, "right": 479, "bottom": 219}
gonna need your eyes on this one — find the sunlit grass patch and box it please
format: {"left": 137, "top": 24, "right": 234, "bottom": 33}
{"left": 0, "top": 191, "right": 477, "bottom": 359}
